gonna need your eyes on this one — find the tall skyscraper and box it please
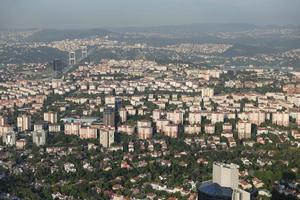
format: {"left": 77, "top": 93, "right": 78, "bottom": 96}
{"left": 53, "top": 59, "right": 63, "bottom": 79}
{"left": 103, "top": 107, "right": 115, "bottom": 127}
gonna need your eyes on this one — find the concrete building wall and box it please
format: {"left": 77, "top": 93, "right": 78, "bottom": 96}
{"left": 213, "top": 163, "right": 239, "bottom": 189}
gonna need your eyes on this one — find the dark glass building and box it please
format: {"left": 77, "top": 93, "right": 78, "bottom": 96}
{"left": 198, "top": 182, "right": 233, "bottom": 200}
{"left": 53, "top": 59, "right": 63, "bottom": 79}
{"left": 103, "top": 107, "right": 115, "bottom": 127}
{"left": 198, "top": 181, "right": 258, "bottom": 200}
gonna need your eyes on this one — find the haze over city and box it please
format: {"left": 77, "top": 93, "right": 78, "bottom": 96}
{"left": 1, "top": 0, "right": 300, "bottom": 29}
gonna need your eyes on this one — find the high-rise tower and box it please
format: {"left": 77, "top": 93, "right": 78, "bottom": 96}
{"left": 53, "top": 59, "right": 63, "bottom": 79}
{"left": 103, "top": 107, "right": 115, "bottom": 127}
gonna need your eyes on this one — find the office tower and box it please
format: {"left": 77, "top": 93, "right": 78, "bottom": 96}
{"left": 99, "top": 128, "right": 115, "bottom": 148}
{"left": 69, "top": 51, "right": 76, "bottom": 65}
{"left": 32, "top": 130, "right": 46, "bottom": 146}
{"left": 44, "top": 112, "right": 58, "bottom": 124}
{"left": 103, "top": 107, "right": 115, "bottom": 127}
{"left": 81, "top": 46, "right": 88, "bottom": 58}
{"left": 213, "top": 163, "right": 239, "bottom": 189}
{"left": 17, "top": 115, "right": 31, "bottom": 132}
{"left": 119, "top": 108, "right": 127, "bottom": 123}
{"left": 3, "top": 131, "right": 16, "bottom": 146}
{"left": 53, "top": 59, "right": 63, "bottom": 79}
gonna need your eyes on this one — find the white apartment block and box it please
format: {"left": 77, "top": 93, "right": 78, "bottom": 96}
{"left": 211, "top": 112, "right": 224, "bottom": 124}
{"left": 188, "top": 112, "right": 202, "bottom": 125}
{"left": 272, "top": 112, "right": 289, "bottom": 127}
{"left": 156, "top": 119, "right": 170, "bottom": 133}
{"left": 201, "top": 87, "right": 214, "bottom": 98}
{"left": 119, "top": 108, "right": 127, "bottom": 123}
{"left": 205, "top": 124, "right": 215, "bottom": 134}
{"left": 64, "top": 122, "right": 81, "bottom": 136}
{"left": 248, "top": 111, "right": 265, "bottom": 125}
{"left": 164, "top": 124, "right": 178, "bottom": 138}
{"left": 49, "top": 124, "right": 61, "bottom": 133}
{"left": 0, "top": 125, "right": 14, "bottom": 136}
{"left": 137, "top": 127, "right": 153, "bottom": 140}
{"left": 17, "top": 115, "right": 31, "bottom": 132}
{"left": 117, "top": 125, "right": 135, "bottom": 135}
{"left": 184, "top": 125, "right": 201, "bottom": 135}
{"left": 137, "top": 120, "right": 153, "bottom": 140}
{"left": 0, "top": 116, "right": 7, "bottom": 126}
{"left": 223, "top": 123, "right": 232, "bottom": 133}
{"left": 237, "top": 121, "right": 252, "bottom": 139}
{"left": 167, "top": 110, "right": 184, "bottom": 124}
{"left": 43, "top": 112, "right": 58, "bottom": 124}
{"left": 152, "top": 109, "right": 163, "bottom": 122}
{"left": 79, "top": 126, "right": 98, "bottom": 139}
{"left": 99, "top": 128, "right": 115, "bottom": 148}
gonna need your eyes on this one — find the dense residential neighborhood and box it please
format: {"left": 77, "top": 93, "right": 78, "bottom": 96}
{"left": 0, "top": 24, "right": 300, "bottom": 200}
{"left": 1, "top": 51, "right": 300, "bottom": 199}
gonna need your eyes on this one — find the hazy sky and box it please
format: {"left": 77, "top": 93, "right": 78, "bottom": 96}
{"left": 0, "top": 0, "right": 299, "bottom": 29}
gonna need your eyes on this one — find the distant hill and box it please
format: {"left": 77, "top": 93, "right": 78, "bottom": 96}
{"left": 0, "top": 46, "right": 68, "bottom": 64}
{"left": 110, "top": 23, "right": 259, "bottom": 35}
{"left": 25, "top": 28, "right": 112, "bottom": 42}
{"left": 223, "top": 44, "right": 276, "bottom": 57}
